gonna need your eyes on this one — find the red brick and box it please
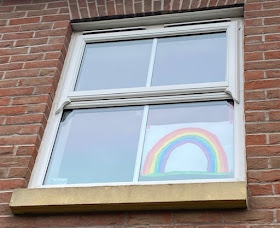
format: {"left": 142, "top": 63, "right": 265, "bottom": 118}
{"left": 0, "top": 56, "right": 9, "bottom": 64}
{"left": 0, "top": 168, "right": 8, "bottom": 178}
{"left": 10, "top": 53, "right": 44, "bottom": 62}
{"left": 126, "top": 212, "right": 172, "bottom": 225}
{"left": 0, "top": 12, "right": 25, "bottom": 19}
{"left": 47, "top": 1, "right": 68, "bottom": 8}
{"left": 200, "top": 226, "right": 245, "bottom": 228}
{"left": 269, "top": 134, "right": 280, "bottom": 144}
{"left": 250, "top": 196, "right": 280, "bottom": 209}
{"left": 0, "top": 204, "right": 12, "bottom": 216}
{"left": 269, "top": 111, "right": 280, "bottom": 121}
{"left": 8, "top": 167, "right": 30, "bottom": 178}
{"left": 22, "top": 124, "right": 44, "bottom": 136}
{"left": 0, "top": 217, "right": 36, "bottom": 228}
{"left": 20, "top": 23, "right": 53, "bottom": 32}
{"left": 223, "top": 211, "right": 273, "bottom": 224}
{"left": 16, "top": 145, "right": 37, "bottom": 156}
{"left": 79, "top": 213, "right": 124, "bottom": 226}
{"left": 45, "top": 52, "right": 62, "bottom": 60}
{"left": 26, "top": 104, "right": 50, "bottom": 115}
{"left": 34, "top": 215, "right": 80, "bottom": 227}
{"left": 274, "top": 183, "right": 280, "bottom": 194}
{"left": 247, "top": 145, "right": 280, "bottom": 157}
{"left": 270, "top": 157, "right": 280, "bottom": 169}
{"left": 15, "top": 38, "right": 48, "bottom": 47}
{"left": 245, "top": 91, "right": 266, "bottom": 100}
{"left": 27, "top": 8, "right": 59, "bottom": 17}
{"left": 0, "top": 179, "right": 26, "bottom": 190}
{"left": 0, "top": 146, "right": 14, "bottom": 156}
{"left": 245, "top": 100, "right": 280, "bottom": 110}
{"left": 0, "top": 25, "right": 20, "bottom": 33}
{"left": 4, "top": 70, "right": 39, "bottom": 80}
{"left": 42, "top": 14, "right": 70, "bottom": 22}
{"left": 245, "top": 9, "right": 280, "bottom": 19}
{"left": 247, "top": 157, "right": 268, "bottom": 169}
{"left": 0, "top": 192, "right": 12, "bottom": 203}
{"left": 244, "top": 3, "right": 261, "bottom": 11}
{"left": 245, "top": 52, "right": 263, "bottom": 61}
{"left": 267, "top": 90, "right": 280, "bottom": 99}
{"left": 53, "top": 21, "right": 70, "bottom": 29}
{"left": 12, "top": 95, "right": 49, "bottom": 105}
{"left": 245, "top": 18, "right": 262, "bottom": 27}
{"left": 0, "top": 97, "right": 11, "bottom": 106}
{"left": 248, "top": 170, "right": 280, "bottom": 182}
{"left": 0, "top": 135, "right": 38, "bottom": 146}
{"left": 2, "top": 0, "right": 32, "bottom": 6}
{"left": 249, "top": 184, "right": 273, "bottom": 196}
{"left": 19, "top": 77, "right": 53, "bottom": 86}
{"left": 24, "top": 60, "right": 59, "bottom": 69}
{"left": 9, "top": 17, "right": 40, "bottom": 25}
{"left": 0, "top": 125, "right": 22, "bottom": 135}
{"left": 31, "top": 44, "right": 64, "bottom": 53}
{"left": 0, "top": 106, "right": 26, "bottom": 115}
{"left": 0, "top": 40, "right": 14, "bottom": 48}
{"left": 266, "top": 70, "right": 280, "bottom": 78}
{"left": 245, "top": 112, "right": 265, "bottom": 122}
{"left": 263, "top": 2, "right": 280, "bottom": 9}
{"left": 246, "top": 134, "right": 266, "bottom": 145}
{"left": 245, "top": 79, "right": 280, "bottom": 90}
{"left": 245, "top": 25, "right": 280, "bottom": 36}
{"left": 0, "top": 62, "right": 23, "bottom": 71}
{"left": 2, "top": 31, "right": 34, "bottom": 40}
{"left": 244, "top": 71, "right": 264, "bottom": 81}
{"left": 6, "top": 114, "right": 46, "bottom": 125}
{"left": 0, "top": 6, "right": 15, "bottom": 13}
{"left": 264, "top": 17, "right": 280, "bottom": 25}
{"left": 245, "top": 61, "right": 280, "bottom": 71}
{"left": 174, "top": 211, "right": 222, "bottom": 223}
{"left": 265, "top": 51, "right": 280, "bottom": 60}
{"left": 266, "top": 34, "right": 280, "bottom": 42}
{"left": 245, "top": 42, "right": 280, "bottom": 52}
{"left": 0, "top": 156, "right": 31, "bottom": 168}
{"left": 0, "top": 79, "right": 18, "bottom": 88}
{"left": 15, "top": 4, "right": 46, "bottom": 11}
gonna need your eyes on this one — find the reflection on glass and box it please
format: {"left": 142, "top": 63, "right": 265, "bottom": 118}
{"left": 139, "top": 101, "right": 234, "bottom": 182}
{"left": 75, "top": 40, "right": 153, "bottom": 91}
{"left": 44, "top": 107, "right": 143, "bottom": 185}
{"left": 151, "top": 33, "right": 227, "bottom": 86}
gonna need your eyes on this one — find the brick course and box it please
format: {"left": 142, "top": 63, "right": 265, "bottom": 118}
{"left": 0, "top": 0, "right": 280, "bottom": 227}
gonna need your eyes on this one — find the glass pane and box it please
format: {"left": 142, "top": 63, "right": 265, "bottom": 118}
{"left": 151, "top": 33, "right": 227, "bottom": 86}
{"left": 139, "top": 101, "right": 234, "bottom": 182}
{"left": 75, "top": 39, "right": 153, "bottom": 91}
{"left": 44, "top": 106, "right": 144, "bottom": 185}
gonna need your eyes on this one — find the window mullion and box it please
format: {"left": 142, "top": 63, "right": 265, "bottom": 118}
{"left": 133, "top": 105, "right": 149, "bottom": 182}
{"left": 146, "top": 38, "right": 158, "bottom": 87}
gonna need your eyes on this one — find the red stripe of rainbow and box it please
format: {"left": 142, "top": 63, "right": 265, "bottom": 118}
{"left": 141, "top": 128, "right": 229, "bottom": 175}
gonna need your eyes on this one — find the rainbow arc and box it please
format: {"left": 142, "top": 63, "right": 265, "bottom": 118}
{"left": 141, "top": 127, "right": 229, "bottom": 175}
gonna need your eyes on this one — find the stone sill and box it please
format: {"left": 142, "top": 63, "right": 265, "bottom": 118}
{"left": 10, "top": 181, "right": 247, "bottom": 214}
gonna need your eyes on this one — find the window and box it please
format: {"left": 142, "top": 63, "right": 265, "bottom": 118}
{"left": 10, "top": 17, "right": 246, "bottom": 214}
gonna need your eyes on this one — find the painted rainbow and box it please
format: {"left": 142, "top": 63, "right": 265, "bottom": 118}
{"left": 141, "top": 127, "right": 229, "bottom": 175}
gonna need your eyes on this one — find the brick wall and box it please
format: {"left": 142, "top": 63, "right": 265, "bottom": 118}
{"left": 0, "top": 0, "right": 280, "bottom": 227}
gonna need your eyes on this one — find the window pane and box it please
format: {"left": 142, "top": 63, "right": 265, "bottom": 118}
{"left": 139, "top": 101, "right": 234, "bottom": 182}
{"left": 151, "top": 33, "right": 227, "bottom": 86}
{"left": 75, "top": 40, "right": 153, "bottom": 91}
{"left": 44, "top": 107, "right": 144, "bottom": 185}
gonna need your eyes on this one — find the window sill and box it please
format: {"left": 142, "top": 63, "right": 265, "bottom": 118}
{"left": 10, "top": 181, "right": 247, "bottom": 214}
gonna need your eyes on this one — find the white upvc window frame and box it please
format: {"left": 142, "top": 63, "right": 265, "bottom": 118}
{"left": 29, "top": 19, "right": 245, "bottom": 189}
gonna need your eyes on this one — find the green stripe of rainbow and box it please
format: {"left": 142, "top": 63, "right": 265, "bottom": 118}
{"left": 141, "top": 127, "right": 229, "bottom": 175}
